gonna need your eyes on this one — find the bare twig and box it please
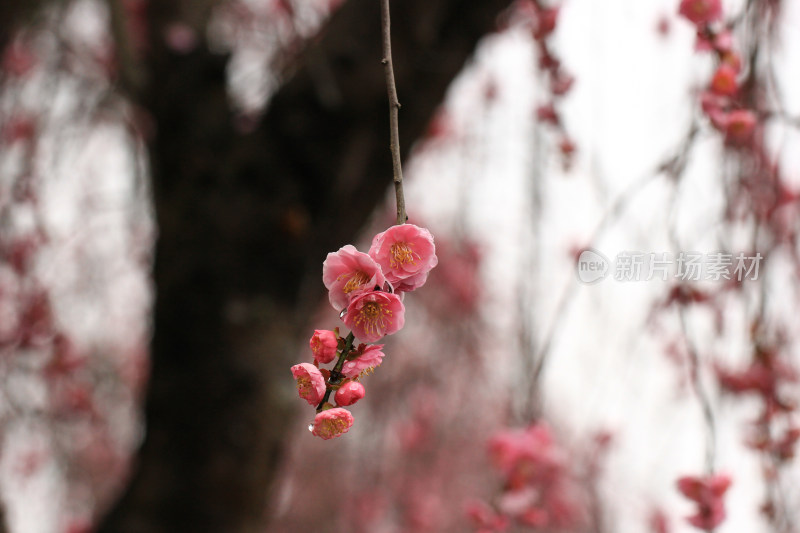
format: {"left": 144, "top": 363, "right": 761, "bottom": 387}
{"left": 315, "top": 332, "right": 355, "bottom": 412}
{"left": 527, "top": 123, "right": 698, "bottom": 402}
{"left": 380, "top": 0, "right": 406, "bottom": 225}
{"left": 667, "top": 186, "right": 717, "bottom": 474}
{"left": 678, "top": 307, "right": 717, "bottom": 473}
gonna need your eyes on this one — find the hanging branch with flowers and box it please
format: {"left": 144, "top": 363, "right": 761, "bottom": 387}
{"left": 289, "top": 0, "right": 438, "bottom": 440}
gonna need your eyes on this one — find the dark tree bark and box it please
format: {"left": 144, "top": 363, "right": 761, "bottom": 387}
{"left": 2, "top": 0, "right": 512, "bottom": 531}
{"left": 0, "top": 0, "right": 50, "bottom": 54}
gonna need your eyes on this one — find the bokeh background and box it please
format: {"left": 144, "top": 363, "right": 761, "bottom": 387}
{"left": 0, "top": 0, "right": 799, "bottom": 532}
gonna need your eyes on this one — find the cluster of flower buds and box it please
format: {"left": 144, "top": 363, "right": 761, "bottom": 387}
{"left": 291, "top": 224, "right": 438, "bottom": 439}
{"left": 676, "top": 473, "right": 732, "bottom": 530}
{"left": 714, "top": 344, "right": 797, "bottom": 410}
{"left": 467, "top": 423, "right": 583, "bottom": 531}
{"left": 678, "top": 0, "right": 757, "bottom": 146}
{"left": 714, "top": 337, "right": 800, "bottom": 499}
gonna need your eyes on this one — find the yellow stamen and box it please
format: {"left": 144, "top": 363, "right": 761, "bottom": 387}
{"left": 320, "top": 417, "right": 349, "bottom": 437}
{"left": 341, "top": 271, "right": 371, "bottom": 294}
{"left": 390, "top": 242, "right": 420, "bottom": 268}
{"left": 296, "top": 377, "right": 311, "bottom": 394}
{"left": 359, "top": 366, "right": 378, "bottom": 379}
{"left": 353, "top": 301, "right": 393, "bottom": 337}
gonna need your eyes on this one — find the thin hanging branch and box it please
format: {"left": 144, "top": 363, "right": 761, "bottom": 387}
{"left": 381, "top": 0, "right": 407, "bottom": 225}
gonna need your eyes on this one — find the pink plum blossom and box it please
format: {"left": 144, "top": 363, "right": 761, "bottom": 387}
{"left": 710, "top": 65, "right": 738, "bottom": 96}
{"left": 309, "top": 329, "right": 338, "bottom": 364}
{"left": 488, "top": 424, "right": 563, "bottom": 489}
{"left": 533, "top": 8, "right": 559, "bottom": 40}
{"left": 536, "top": 104, "right": 559, "bottom": 125}
{"left": 677, "top": 473, "right": 732, "bottom": 530}
{"left": 714, "top": 355, "right": 796, "bottom": 400}
{"left": 551, "top": 73, "right": 574, "bottom": 96}
{"left": 342, "top": 344, "right": 385, "bottom": 378}
{"left": 334, "top": 381, "right": 366, "bottom": 406}
{"left": 465, "top": 500, "right": 510, "bottom": 532}
{"left": 497, "top": 487, "right": 538, "bottom": 517}
{"left": 368, "top": 224, "right": 438, "bottom": 292}
{"left": 323, "top": 245, "right": 386, "bottom": 311}
{"left": 311, "top": 407, "right": 354, "bottom": 440}
{"left": 714, "top": 30, "right": 734, "bottom": 53}
{"left": 290, "top": 363, "right": 326, "bottom": 406}
{"left": 489, "top": 424, "right": 556, "bottom": 474}
{"left": 723, "top": 109, "right": 757, "bottom": 145}
{"left": 699, "top": 91, "right": 728, "bottom": 129}
{"left": 677, "top": 474, "right": 732, "bottom": 500}
{"left": 678, "top": 0, "right": 722, "bottom": 27}
{"left": 483, "top": 423, "right": 584, "bottom": 530}
{"left": 344, "top": 292, "right": 405, "bottom": 343}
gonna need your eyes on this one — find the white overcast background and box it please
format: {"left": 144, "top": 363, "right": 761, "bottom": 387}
{"left": 406, "top": 0, "right": 800, "bottom": 532}
{"left": 3, "top": 0, "right": 800, "bottom": 531}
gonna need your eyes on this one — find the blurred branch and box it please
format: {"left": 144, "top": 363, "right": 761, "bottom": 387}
{"left": 528, "top": 123, "right": 699, "bottom": 407}
{"left": 677, "top": 306, "right": 718, "bottom": 473}
{"left": 666, "top": 153, "right": 717, "bottom": 475}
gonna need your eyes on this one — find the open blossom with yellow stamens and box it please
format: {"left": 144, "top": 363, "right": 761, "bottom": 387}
{"left": 342, "top": 344, "right": 385, "bottom": 378}
{"left": 293, "top": 225, "right": 437, "bottom": 439}
{"left": 369, "top": 224, "right": 438, "bottom": 292}
{"left": 322, "top": 245, "right": 386, "bottom": 311}
{"left": 344, "top": 292, "right": 405, "bottom": 343}
{"left": 311, "top": 407, "right": 354, "bottom": 440}
{"left": 290, "top": 363, "right": 326, "bottom": 406}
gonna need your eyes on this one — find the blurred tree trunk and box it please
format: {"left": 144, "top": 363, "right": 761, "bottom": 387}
{"left": 0, "top": 0, "right": 51, "bottom": 53}
{"left": 1, "top": 0, "right": 513, "bottom": 531}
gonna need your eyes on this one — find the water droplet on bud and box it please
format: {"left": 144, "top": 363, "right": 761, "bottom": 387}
{"left": 308, "top": 423, "right": 314, "bottom": 432}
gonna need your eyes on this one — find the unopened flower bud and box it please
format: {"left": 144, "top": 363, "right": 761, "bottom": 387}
{"left": 335, "top": 381, "right": 366, "bottom": 406}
